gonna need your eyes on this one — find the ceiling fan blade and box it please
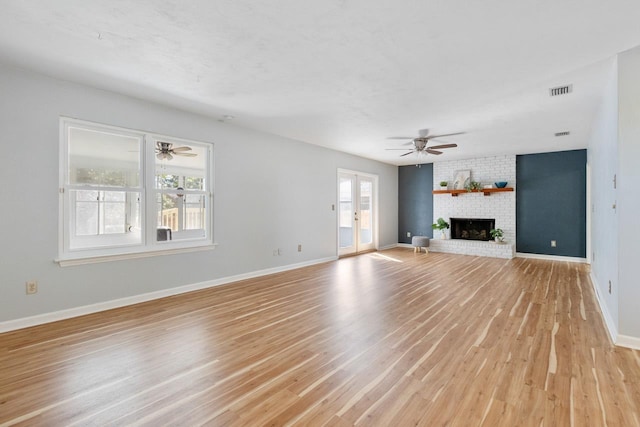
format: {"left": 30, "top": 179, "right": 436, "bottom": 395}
{"left": 426, "top": 149, "right": 443, "bottom": 155}
{"left": 426, "top": 132, "right": 465, "bottom": 139}
{"left": 387, "top": 137, "right": 415, "bottom": 140}
{"left": 418, "top": 128, "right": 429, "bottom": 137}
{"left": 174, "top": 152, "right": 197, "bottom": 157}
{"left": 428, "top": 143, "right": 457, "bottom": 149}
{"left": 171, "top": 146, "right": 192, "bottom": 152}
{"left": 400, "top": 151, "right": 415, "bottom": 157}
{"left": 386, "top": 148, "right": 414, "bottom": 150}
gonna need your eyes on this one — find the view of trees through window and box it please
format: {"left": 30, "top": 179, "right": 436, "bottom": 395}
{"left": 156, "top": 174, "right": 205, "bottom": 232}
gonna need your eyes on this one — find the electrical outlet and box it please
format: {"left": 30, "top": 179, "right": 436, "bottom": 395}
{"left": 407, "top": 232, "right": 411, "bottom": 238}
{"left": 298, "top": 244, "right": 302, "bottom": 252}
{"left": 277, "top": 248, "right": 282, "bottom": 256}
{"left": 273, "top": 249, "right": 278, "bottom": 256}
{"left": 26, "top": 281, "right": 38, "bottom": 295}
{"left": 550, "top": 240, "right": 557, "bottom": 248}
{"left": 608, "top": 280, "right": 612, "bottom": 294}
{"left": 331, "top": 204, "right": 335, "bottom": 211}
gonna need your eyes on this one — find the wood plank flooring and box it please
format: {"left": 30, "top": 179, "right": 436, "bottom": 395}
{"left": 1, "top": 249, "right": 639, "bottom": 426}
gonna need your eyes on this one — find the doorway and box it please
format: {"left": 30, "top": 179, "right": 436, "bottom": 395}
{"left": 338, "top": 170, "right": 378, "bottom": 256}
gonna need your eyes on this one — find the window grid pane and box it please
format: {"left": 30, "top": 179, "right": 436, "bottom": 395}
{"left": 155, "top": 191, "right": 207, "bottom": 241}
{"left": 68, "top": 127, "right": 141, "bottom": 188}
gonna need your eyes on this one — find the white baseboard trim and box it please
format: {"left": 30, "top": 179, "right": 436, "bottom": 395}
{"left": 516, "top": 252, "right": 588, "bottom": 263}
{"left": 396, "top": 243, "right": 414, "bottom": 249}
{"left": 616, "top": 334, "right": 640, "bottom": 350}
{"left": 0, "top": 256, "right": 337, "bottom": 334}
{"left": 379, "top": 243, "right": 399, "bottom": 250}
{"left": 588, "top": 272, "right": 640, "bottom": 350}
{"left": 589, "top": 271, "right": 618, "bottom": 345}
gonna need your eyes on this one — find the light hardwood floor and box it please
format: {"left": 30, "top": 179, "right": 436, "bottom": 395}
{"left": 1, "top": 249, "right": 639, "bottom": 426}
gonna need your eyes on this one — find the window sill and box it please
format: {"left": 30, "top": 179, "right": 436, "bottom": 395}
{"left": 56, "top": 243, "right": 218, "bottom": 267}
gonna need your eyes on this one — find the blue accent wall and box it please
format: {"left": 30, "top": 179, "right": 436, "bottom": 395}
{"left": 516, "top": 149, "right": 587, "bottom": 257}
{"left": 398, "top": 164, "right": 433, "bottom": 243}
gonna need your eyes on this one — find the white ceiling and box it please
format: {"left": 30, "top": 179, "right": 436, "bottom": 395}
{"left": 1, "top": 0, "right": 639, "bottom": 165}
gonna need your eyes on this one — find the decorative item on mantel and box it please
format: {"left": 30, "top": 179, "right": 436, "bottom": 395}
{"left": 453, "top": 170, "right": 470, "bottom": 190}
{"left": 490, "top": 228, "right": 506, "bottom": 244}
{"left": 439, "top": 181, "right": 448, "bottom": 189}
{"left": 432, "top": 217, "right": 450, "bottom": 239}
{"left": 494, "top": 181, "right": 508, "bottom": 188}
{"left": 465, "top": 181, "right": 482, "bottom": 192}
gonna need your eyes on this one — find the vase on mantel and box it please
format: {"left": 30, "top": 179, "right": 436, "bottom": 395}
{"left": 441, "top": 231, "right": 446, "bottom": 239}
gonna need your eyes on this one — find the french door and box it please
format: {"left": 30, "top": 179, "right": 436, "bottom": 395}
{"left": 338, "top": 170, "right": 377, "bottom": 256}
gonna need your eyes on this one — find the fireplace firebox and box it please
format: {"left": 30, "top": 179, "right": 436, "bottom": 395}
{"left": 450, "top": 218, "right": 495, "bottom": 241}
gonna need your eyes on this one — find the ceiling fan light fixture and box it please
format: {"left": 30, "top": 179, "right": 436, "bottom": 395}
{"left": 155, "top": 141, "right": 197, "bottom": 161}
{"left": 387, "top": 129, "right": 463, "bottom": 157}
{"left": 413, "top": 140, "right": 427, "bottom": 151}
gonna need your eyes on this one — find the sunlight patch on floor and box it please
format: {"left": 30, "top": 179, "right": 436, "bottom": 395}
{"left": 368, "top": 252, "right": 403, "bottom": 263}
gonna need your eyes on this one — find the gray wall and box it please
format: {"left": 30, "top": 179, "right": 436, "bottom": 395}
{"left": 588, "top": 46, "right": 640, "bottom": 345}
{"left": 588, "top": 58, "right": 619, "bottom": 332}
{"left": 0, "top": 63, "right": 398, "bottom": 324}
{"left": 516, "top": 150, "right": 587, "bottom": 257}
{"left": 617, "top": 46, "right": 640, "bottom": 340}
{"left": 398, "top": 164, "right": 433, "bottom": 243}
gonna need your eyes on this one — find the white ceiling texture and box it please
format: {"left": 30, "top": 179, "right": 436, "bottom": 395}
{"left": 1, "top": 0, "right": 639, "bottom": 165}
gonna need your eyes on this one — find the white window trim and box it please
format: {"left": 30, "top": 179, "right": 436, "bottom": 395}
{"left": 55, "top": 243, "right": 218, "bottom": 267}
{"left": 58, "top": 117, "right": 215, "bottom": 265}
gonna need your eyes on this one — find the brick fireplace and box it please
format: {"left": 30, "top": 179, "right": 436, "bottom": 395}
{"left": 431, "top": 155, "right": 516, "bottom": 259}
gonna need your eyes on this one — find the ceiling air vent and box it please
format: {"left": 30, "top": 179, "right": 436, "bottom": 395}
{"left": 554, "top": 131, "right": 570, "bottom": 137}
{"left": 549, "top": 84, "right": 573, "bottom": 96}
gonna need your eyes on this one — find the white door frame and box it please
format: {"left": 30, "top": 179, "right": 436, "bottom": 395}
{"left": 337, "top": 168, "right": 379, "bottom": 256}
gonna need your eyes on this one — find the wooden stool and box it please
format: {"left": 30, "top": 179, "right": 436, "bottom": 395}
{"left": 411, "top": 236, "right": 430, "bottom": 253}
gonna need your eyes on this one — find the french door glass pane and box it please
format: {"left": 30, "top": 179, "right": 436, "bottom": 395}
{"left": 339, "top": 177, "right": 353, "bottom": 248}
{"left": 359, "top": 180, "right": 373, "bottom": 245}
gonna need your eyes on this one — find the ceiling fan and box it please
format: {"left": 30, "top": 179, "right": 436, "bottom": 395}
{"left": 156, "top": 141, "right": 197, "bottom": 161}
{"left": 386, "top": 129, "right": 464, "bottom": 157}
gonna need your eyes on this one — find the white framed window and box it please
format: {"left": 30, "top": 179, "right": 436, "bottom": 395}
{"left": 59, "top": 118, "right": 213, "bottom": 263}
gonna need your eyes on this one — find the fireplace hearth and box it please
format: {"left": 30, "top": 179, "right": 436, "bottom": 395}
{"left": 450, "top": 218, "right": 495, "bottom": 241}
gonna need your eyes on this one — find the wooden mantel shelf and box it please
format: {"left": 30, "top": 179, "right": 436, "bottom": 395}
{"left": 432, "top": 187, "right": 514, "bottom": 197}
